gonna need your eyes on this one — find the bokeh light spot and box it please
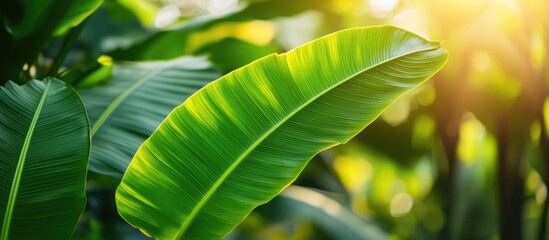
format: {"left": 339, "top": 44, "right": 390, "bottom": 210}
{"left": 390, "top": 193, "right": 414, "bottom": 217}
{"left": 154, "top": 5, "right": 181, "bottom": 28}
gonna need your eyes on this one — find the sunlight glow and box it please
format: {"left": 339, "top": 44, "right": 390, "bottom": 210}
{"left": 537, "top": 185, "right": 547, "bottom": 205}
{"left": 185, "top": 20, "right": 275, "bottom": 53}
{"left": 528, "top": 171, "right": 548, "bottom": 205}
{"left": 531, "top": 23, "right": 546, "bottom": 71}
{"left": 154, "top": 5, "right": 181, "bottom": 28}
{"left": 471, "top": 51, "right": 492, "bottom": 73}
{"left": 413, "top": 115, "right": 435, "bottom": 148}
{"left": 284, "top": 187, "right": 342, "bottom": 216}
{"left": 390, "top": 192, "right": 413, "bottom": 217}
{"left": 457, "top": 113, "right": 486, "bottom": 164}
{"left": 207, "top": 0, "right": 238, "bottom": 15}
{"left": 494, "top": 2, "right": 521, "bottom": 35}
{"left": 332, "top": 0, "right": 362, "bottom": 14}
{"left": 530, "top": 121, "right": 541, "bottom": 143}
{"left": 391, "top": 9, "right": 429, "bottom": 38}
{"left": 416, "top": 85, "right": 436, "bottom": 106}
{"left": 381, "top": 95, "right": 411, "bottom": 126}
{"left": 235, "top": 21, "right": 276, "bottom": 46}
{"left": 333, "top": 156, "right": 372, "bottom": 192}
{"left": 368, "top": 0, "right": 398, "bottom": 17}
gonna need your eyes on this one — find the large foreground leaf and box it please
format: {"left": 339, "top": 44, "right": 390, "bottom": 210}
{"left": 116, "top": 26, "right": 448, "bottom": 239}
{"left": 0, "top": 78, "right": 89, "bottom": 239}
{"left": 78, "top": 57, "right": 221, "bottom": 178}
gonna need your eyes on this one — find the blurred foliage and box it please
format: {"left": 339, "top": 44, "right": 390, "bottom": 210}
{"left": 195, "top": 37, "right": 279, "bottom": 73}
{"left": 2, "top": 0, "right": 549, "bottom": 239}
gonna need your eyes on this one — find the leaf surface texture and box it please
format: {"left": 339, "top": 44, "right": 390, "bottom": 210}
{"left": 79, "top": 57, "right": 221, "bottom": 177}
{"left": 116, "top": 26, "right": 448, "bottom": 239}
{"left": 0, "top": 78, "right": 89, "bottom": 239}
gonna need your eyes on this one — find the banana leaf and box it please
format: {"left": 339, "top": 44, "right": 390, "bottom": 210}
{"left": 269, "top": 185, "right": 388, "bottom": 239}
{"left": 78, "top": 57, "right": 221, "bottom": 177}
{"left": 116, "top": 26, "right": 448, "bottom": 239}
{"left": 0, "top": 78, "right": 89, "bottom": 239}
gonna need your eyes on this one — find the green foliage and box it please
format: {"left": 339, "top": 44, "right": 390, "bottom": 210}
{"left": 115, "top": 26, "right": 447, "bottom": 239}
{"left": 0, "top": 0, "right": 102, "bottom": 83}
{"left": 270, "top": 186, "right": 388, "bottom": 239}
{"left": 0, "top": 1, "right": 464, "bottom": 239}
{"left": 0, "top": 78, "right": 89, "bottom": 239}
{"left": 197, "top": 37, "right": 278, "bottom": 73}
{"left": 2, "top": 0, "right": 102, "bottom": 38}
{"left": 109, "top": 0, "right": 328, "bottom": 61}
{"left": 79, "top": 57, "right": 221, "bottom": 177}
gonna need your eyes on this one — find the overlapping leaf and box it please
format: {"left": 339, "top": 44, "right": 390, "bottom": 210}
{"left": 0, "top": 78, "right": 89, "bottom": 239}
{"left": 110, "top": 0, "right": 330, "bottom": 61}
{"left": 197, "top": 37, "right": 278, "bottom": 73}
{"left": 116, "top": 26, "right": 448, "bottom": 239}
{"left": 78, "top": 57, "right": 221, "bottom": 177}
{"left": 272, "top": 186, "right": 387, "bottom": 239}
{"left": 2, "top": 0, "right": 103, "bottom": 39}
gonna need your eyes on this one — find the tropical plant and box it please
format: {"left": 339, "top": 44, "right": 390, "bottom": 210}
{"left": 0, "top": 78, "right": 89, "bottom": 239}
{"left": 116, "top": 26, "right": 447, "bottom": 239}
{"left": 0, "top": 1, "right": 452, "bottom": 239}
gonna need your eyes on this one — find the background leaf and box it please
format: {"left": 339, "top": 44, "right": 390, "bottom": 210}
{"left": 116, "top": 26, "right": 448, "bottom": 239}
{"left": 196, "top": 37, "right": 278, "bottom": 73}
{"left": 109, "top": 0, "right": 329, "bottom": 61}
{"left": 78, "top": 56, "right": 221, "bottom": 178}
{"left": 0, "top": 78, "right": 89, "bottom": 239}
{"left": 2, "top": 0, "right": 103, "bottom": 39}
{"left": 0, "top": 0, "right": 103, "bottom": 83}
{"left": 268, "top": 185, "right": 388, "bottom": 239}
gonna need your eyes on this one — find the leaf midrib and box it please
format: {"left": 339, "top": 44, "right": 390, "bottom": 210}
{"left": 174, "top": 43, "right": 440, "bottom": 239}
{"left": 1, "top": 80, "right": 52, "bottom": 239}
{"left": 90, "top": 61, "right": 179, "bottom": 137}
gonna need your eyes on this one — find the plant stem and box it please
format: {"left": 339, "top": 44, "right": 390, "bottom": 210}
{"left": 539, "top": 196, "right": 549, "bottom": 240}
{"left": 538, "top": 109, "right": 549, "bottom": 240}
{"left": 496, "top": 110, "right": 527, "bottom": 240}
{"left": 48, "top": 18, "right": 89, "bottom": 77}
{"left": 33, "top": 55, "right": 41, "bottom": 79}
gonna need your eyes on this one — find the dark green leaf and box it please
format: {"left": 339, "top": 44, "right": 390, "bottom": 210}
{"left": 0, "top": 78, "right": 89, "bottom": 239}
{"left": 3, "top": 0, "right": 103, "bottom": 39}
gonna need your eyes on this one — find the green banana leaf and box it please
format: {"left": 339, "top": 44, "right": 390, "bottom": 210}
{"left": 78, "top": 57, "right": 221, "bottom": 178}
{"left": 116, "top": 26, "right": 448, "bottom": 239}
{"left": 0, "top": 78, "right": 89, "bottom": 239}
{"left": 2, "top": 0, "right": 103, "bottom": 39}
{"left": 269, "top": 185, "right": 388, "bottom": 239}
